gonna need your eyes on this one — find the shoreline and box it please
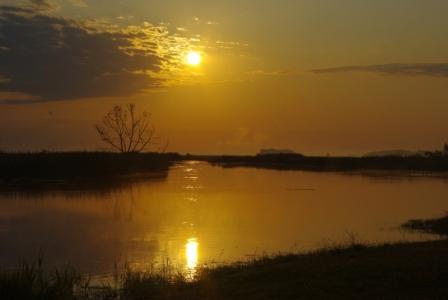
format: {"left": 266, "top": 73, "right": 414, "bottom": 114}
{"left": 196, "top": 154, "right": 448, "bottom": 173}
{"left": 2, "top": 151, "right": 448, "bottom": 185}
{"left": 0, "top": 152, "right": 180, "bottom": 190}
{"left": 1, "top": 215, "right": 448, "bottom": 299}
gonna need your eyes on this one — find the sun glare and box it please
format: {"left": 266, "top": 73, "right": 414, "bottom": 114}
{"left": 186, "top": 51, "right": 202, "bottom": 66}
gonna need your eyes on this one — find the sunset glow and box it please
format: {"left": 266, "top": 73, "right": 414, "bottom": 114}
{"left": 2, "top": 1, "right": 448, "bottom": 154}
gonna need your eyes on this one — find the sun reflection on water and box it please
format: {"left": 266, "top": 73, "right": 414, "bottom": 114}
{"left": 185, "top": 238, "right": 199, "bottom": 279}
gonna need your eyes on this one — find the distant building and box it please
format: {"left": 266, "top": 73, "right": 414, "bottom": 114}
{"left": 258, "top": 149, "right": 298, "bottom": 155}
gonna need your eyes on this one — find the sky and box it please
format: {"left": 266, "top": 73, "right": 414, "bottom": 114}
{"left": 1, "top": 0, "right": 448, "bottom": 155}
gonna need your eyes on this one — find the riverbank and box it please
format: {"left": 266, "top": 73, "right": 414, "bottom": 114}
{"left": 1, "top": 215, "right": 448, "bottom": 300}
{"left": 119, "top": 239, "right": 448, "bottom": 300}
{"left": 3, "top": 152, "right": 448, "bottom": 188}
{"left": 402, "top": 213, "right": 448, "bottom": 236}
{"left": 197, "top": 154, "right": 448, "bottom": 173}
{"left": 0, "top": 152, "right": 180, "bottom": 189}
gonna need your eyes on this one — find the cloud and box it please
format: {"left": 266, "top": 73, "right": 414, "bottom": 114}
{"left": 0, "top": 76, "right": 10, "bottom": 83}
{"left": 69, "top": 0, "right": 88, "bottom": 7}
{"left": 247, "top": 70, "right": 292, "bottom": 76}
{"left": 192, "top": 17, "right": 219, "bottom": 26}
{"left": 311, "top": 63, "right": 448, "bottom": 77}
{"left": 0, "top": 4, "right": 195, "bottom": 103}
{"left": 29, "top": 0, "right": 58, "bottom": 11}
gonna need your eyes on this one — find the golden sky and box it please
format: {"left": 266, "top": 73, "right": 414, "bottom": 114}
{"left": 1, "top": 0, "right": 448, "bottom": 155}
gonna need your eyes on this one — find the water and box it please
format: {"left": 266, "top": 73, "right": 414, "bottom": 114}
{"left": 0, "top": 161, "right": 447, "bottom": 280}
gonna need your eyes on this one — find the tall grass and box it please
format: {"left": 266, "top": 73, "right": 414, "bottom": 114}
{"left": 1, "top": 230, "right": 447, "bottom": 299}
{"left": 0, "top": 256, "right": 89, "bottom": 300}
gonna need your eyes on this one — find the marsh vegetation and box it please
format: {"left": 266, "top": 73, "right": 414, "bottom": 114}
{"left": 2, "top": 232, "right": 448, "bottom": 300}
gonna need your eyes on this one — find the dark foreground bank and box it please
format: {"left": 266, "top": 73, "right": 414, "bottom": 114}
{"left": 1, "top": 215, "right": 448, "bottom": 300}
{"left": 0, "top": 152, "right": 181, "bottom": 187}
{"left": 198, "top": 153, "right": 448, "bottom": 173}
{"left": 119, "top": 240, "right": 448, "bottom": 300}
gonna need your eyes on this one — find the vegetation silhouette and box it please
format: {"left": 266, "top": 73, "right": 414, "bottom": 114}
{"left": 2, "top": 228, "right": 448, "bottom": 299}
{"left": 403, "top": 213, "right": 448, "bottom": 237}
{"left": 0, "top": 152, "right": 180, "bottom": 188}
{"left": 202, "top": 153, "right": 448, "bottom": 172}
{"left": 3, "top": 151, "right": 448, "bottom": 191}
{"left": 95, "top": 104, "right": 159, "bottom": 153}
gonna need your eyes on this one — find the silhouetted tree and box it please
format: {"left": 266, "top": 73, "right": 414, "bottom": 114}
{"left": 95, "top": 104, "right": 158, "bottom": 153}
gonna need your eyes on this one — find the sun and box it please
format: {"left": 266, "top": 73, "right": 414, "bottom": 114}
{"left": 186, "top": 51, "right": 202, "bottom": 66}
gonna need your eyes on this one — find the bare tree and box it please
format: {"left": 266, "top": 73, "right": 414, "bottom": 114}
{"left": 95, "top": 104, "right": 158, "bottom": 153}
